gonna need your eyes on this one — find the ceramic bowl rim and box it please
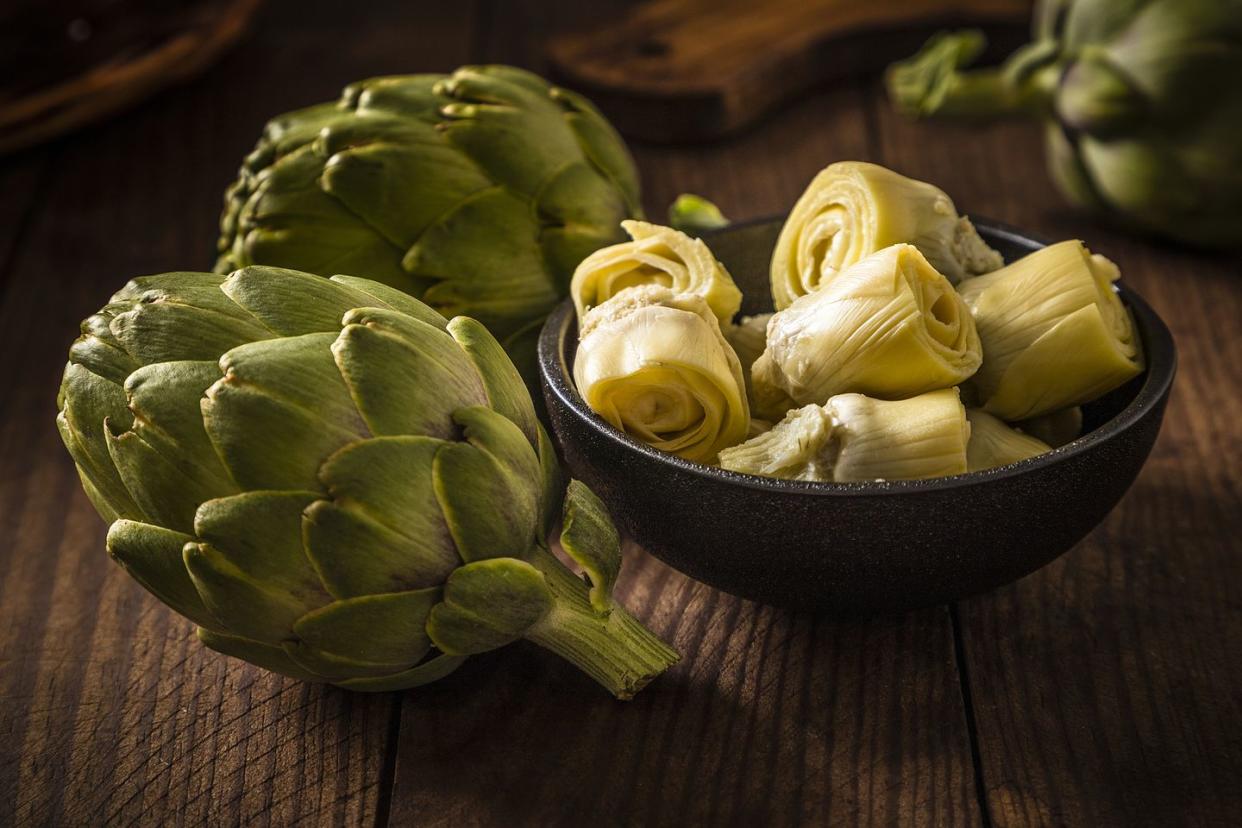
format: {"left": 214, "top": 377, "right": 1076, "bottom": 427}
{"left": 537, "top": 216, "right": 1177, "bottom": 497}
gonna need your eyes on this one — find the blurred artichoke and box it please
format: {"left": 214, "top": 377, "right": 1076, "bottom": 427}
{"left": 57, "top": 267, "right": 676, "bottom": 698}
{"left": 770, "top": 161, "right": 1001, "bottom": 309}
{"left": 886, "top": 2, "right": 1242, "bottom": 247}
{"left": 574, "top": 285, "right": 750, "bottom": 464}
{"left": 215, "top": 65, "right": 642, "bottom": 378}
{"left": 668, "top": 194, "right": 730, "bottom": 234}
{"left": 753, "top": 243, "right": 981, "bottom": 420}
{"left": 570, "top": 220, "right": 742, "bottom": 327}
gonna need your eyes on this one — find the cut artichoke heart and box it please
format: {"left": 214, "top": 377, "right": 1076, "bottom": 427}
{"left": 574, "top": 286, "right": 749, "bottom": 464}
{"left": 965, "top": 409, "right": 1051, "bottom": 472}
{"left": 769, "top": 160, "right": 1002, "bottom": 308}
{"left": 571, "top": 220, "right": 742, "bottom": 326}
{"left": 752, "top": 243, "right": 981, "bottom": 420}
{"left": 1016, "top": 406, "right": 1082, "bottom": 448}
{"left": 957, "top": 240, "right": 1144, "bottom": 421}
{"left": 719, "top": 388, "right": 969, "bottom": 482}
{"left": 724, "top": 312, "right": 773, "bottom": 406}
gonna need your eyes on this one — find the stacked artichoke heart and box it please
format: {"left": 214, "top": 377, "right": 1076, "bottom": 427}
{"left": 570, "top": 161, "right": 1146, "bottom": 483}
{"left": 57, "top": 267, "right": 676, "bottom": 697}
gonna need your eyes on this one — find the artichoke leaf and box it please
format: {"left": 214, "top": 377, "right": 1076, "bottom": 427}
{"left": 57, "top": 364, "right": 142, "bottom": 521}
{"left": 426, "top": 557, "right": 555, "bottom": 655}
{"left": 307, "top": 436, "right": 459, "bottom": 597}
{"left": 333, "top": 308, "right": 488, "bottom": 439}
{"left": 965, "top": 409, "right": 1052, "bottom": 472}
{"left": 668, "top": 194, "right": 730, "bottom": 235}
{"left": 551, "top": 86, "right": 642, "bottom": 214}
{"left": 719, "top": 404, "right": 839, "bottom": 482}
{"left": 559, "top": 480, "right": 621, "bottom": 614}
{"left": 335, "top": 652, "right": 469, "bottom": 692}
{"left": 105, "top": 429, "right": 226, "bottom": 535}
{"left": 106, "top": 520, "right": 218, "bottom": 629}
{"left": 447, "top": 316, "right": 540, "bottom": 447}
{"left": 287, "top": 588, "right": 441, "bottom": 677}
{"left": 328, "top": 275, "right": 450, "bottom": 330}
{"left": 432, "top": 407, "right": 543, "bottom": 564}
{"left": 196, "top": 628, "right": 324, "bottom": 683}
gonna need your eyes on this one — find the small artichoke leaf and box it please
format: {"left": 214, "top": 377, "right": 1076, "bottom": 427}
{"left": 426, "top": 558, "right": 554, "bottom": 655}
{"left": 328, "top": 275, "right": 450, "bottom": 329}
{"left": 347, "top": 75, "right": 444, "bottom": 123}
{"left": 193, "top": 491, "right": 331, "bottom": 607}
{"left": 123, "top": 361, "right": 229, "bottom": 469}
{"left": 559, "top": 480, "right": 621, "bottom": 613}
{"left": 336, "top": 652, "right": 468, "bottom": 692}
{"left": 333, "top": 308, "right": 488, "bottom": 439}
{"left": 106, "top": 520, "right": 219, "bottom": 629}
{"left": 221, "top": 266, "right": 406, "bottom": 336}
{"left": 446, "top": 315, "right": 539, "bottom": 447}
{"left": 668, "top": 194, "right": 730, "bottom": 234}
{"left": 965, "top": 409, "right": 1052, "bottom": 472}
{"left": 110, "top": 283, "right": 273, "bottom": 366}
{"left": 408, "top": 188, "right": 558, "bottom": 333}
{"left": 290, "top": 588, "right": 441, "bottom": 674}
{"left": 105, "top": 428, "right": 225, "bottom": 534}
{"left": 196, "top": 628, "right": 323, "bottom": 682}
{"left": 184, "top": 539, "right": 319, "bottom": 644}
{"left": 550, "top": 86, "right": 642, "bottom": 213}
{"left": 433, "top": 406, "right": 543, "bottom": 563}
{"left": 307, "top": 436, "right": 459, "bottom": 597}
{"left": 67, "top": 322, "right": 138, "bottom": 385}
{"left": 536, "top": 424, "right": 563, "bottom": 534}
{"left": 57, "top": 363, "right": 141, "bottom": 521}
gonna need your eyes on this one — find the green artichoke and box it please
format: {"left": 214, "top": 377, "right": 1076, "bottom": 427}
{"left": 215, "top": 65, "right": 643, "bottom": 377}
{"left": 886, "top": 1, "right": 1242, "bottom": 247}
{"left": 56, "top": 266, "right": 676, "bottom": 698}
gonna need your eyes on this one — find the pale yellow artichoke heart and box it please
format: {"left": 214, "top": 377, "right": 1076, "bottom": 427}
{"left": 751, "top": 243, "right": 981, "bottom": 420}
{"left": 769, "top": 160, "right": 1002, "bottom": 309}
{"left": 965, "top": 409, "right": 1051, "bottom": 472}
{"left": 571, "top": 219, "right": 742, "bottom": 327}
{"left": 724, "top": 313, "right": 773, "bottom": 408}
{"left": 718, "top": 388, "right": 969, "bottom": 482}
{"left": 957, "top": 240, "right": 1144, "bottom": 421}
{"left": 574, "top": 286, "right": 749, "bottom": 463}
{"left": 1016, "top": 406, "right": 1083, "bottom": 448}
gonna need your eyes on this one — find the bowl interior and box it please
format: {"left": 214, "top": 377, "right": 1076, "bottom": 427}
{"left": 543, "top": 217, "right": 1174, "bottom": 492}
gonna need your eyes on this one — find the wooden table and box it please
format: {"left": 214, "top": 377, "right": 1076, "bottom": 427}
{"left": 2, "top": 2, "right": 1239, "bottom": 825}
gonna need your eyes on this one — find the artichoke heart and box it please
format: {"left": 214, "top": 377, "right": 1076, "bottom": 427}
{"left": 574, "top": 285, "right": 750, "bottom": 463}
{"left": 957, "top": 240, "right": 1144, "bottom": 421}
{"left": 1016, "top": 406, "right": 1083, "bottom": 449}
{"left": 58, "top": 267, "right": 676, "bottom": 698}
{"left": 724, "top": 312, "right": 773, "bottom": 406}
{"left": 965, "top": 409, "right": 1051, "bottom": 472}
{"left": 571, "top": 220, "right": 742, "bottom": 326}
{"left": 719, "top": 388, "right": 970, "bottom": 482}
{"left": 770, "top": 160, "right": 1001, "bottom": 308}
{"left": 752, "top": 243, "right": 981, "bottom": 420}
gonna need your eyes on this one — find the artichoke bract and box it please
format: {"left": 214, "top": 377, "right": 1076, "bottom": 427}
{"left": 885, "top": 3, "right": 1242, "bottom": 247}
{"left": 573, "top": 286, "right": 750, "bottom": 464}
{"left": 957, "top": 240, "right": 1143, "bottom": 421}
{"left": 965, "top": 409, "right": 1052, "bottom": 472}
{"left": 56, "top": 267, "right": 676, "bottom": 698}
{"left": 769, "top": 161, "right": 1001, "bottom": 308}
{"left": 1017, "top": 406, "right": 1083, "bottom": 448}
{"left": 719, "top": 388, "right": 970, "bottom": 482}
{"left": 752, "top": 243, "right": 981, "bottom": 420}
{"left": 570, "top": 220, "right": 742, "bottom": 327}
{"left": 215, "top": 65, "right": 642, "bottom": 377}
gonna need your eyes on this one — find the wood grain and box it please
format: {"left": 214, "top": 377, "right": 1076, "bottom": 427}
{"left": 0, "top": 1, "right": 477, "bottom": 824}
{"left": 871, "top": 83, "right": 1242, "bottom": 826}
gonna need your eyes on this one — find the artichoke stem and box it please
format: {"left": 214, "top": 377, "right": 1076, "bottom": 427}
{"left": 525, "top": 545, "right": 678, "bottom": 700}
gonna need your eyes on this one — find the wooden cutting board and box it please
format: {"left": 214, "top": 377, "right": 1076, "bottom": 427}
{"left": 548, "top": 0, "right": 1031, "bottom": 141}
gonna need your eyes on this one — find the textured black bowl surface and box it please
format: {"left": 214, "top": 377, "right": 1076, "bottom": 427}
{"left": 538, "top": 219, "right": 1176, "bottom": 614}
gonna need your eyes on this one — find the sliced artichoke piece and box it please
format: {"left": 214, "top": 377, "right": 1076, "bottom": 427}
{"left": 573, "top": 286, "right": 750, "bottom": 464}
{"left": 720, "top": 388, "right": 970, "bottom": 482}
{"left": 752, "top": 243, "right": 981, "bottom": 419}
{"left": 570, "top": 220, "right": 742, "bottom": 327}
{"left": 770, "top": 160, "right": 1001, "bottom": 308}
{"left": 965, "top": 409, "right": 1052, "bottom": 472}
{"left": 1016, "top": 406, "right": 1083, "bottom": 448}
{"left": 957, "top": 240, "right": 1144, "bottom": 420}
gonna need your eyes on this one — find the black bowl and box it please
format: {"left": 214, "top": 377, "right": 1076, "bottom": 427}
{"left": 538, "top": 219, "right": 1176, "bottom": 614}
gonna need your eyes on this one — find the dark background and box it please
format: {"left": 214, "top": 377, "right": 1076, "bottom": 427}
{"left": 1, "top": 1, "right": 1239, "bottom": 825}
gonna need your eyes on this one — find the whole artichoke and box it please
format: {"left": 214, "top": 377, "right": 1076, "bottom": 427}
{"left": 56, "top": 267, "right": 676, "bottom": 698}
{"left": 886, "top": 0, "right": 1242, "bottom": 247}
{"left": 215, "top": 65, "right": 642, "bottom": 375}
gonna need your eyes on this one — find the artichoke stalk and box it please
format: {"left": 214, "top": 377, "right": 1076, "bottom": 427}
{"left": 957, "top": 239, "right": 1143, "bottom": 421}
{"left": 570, "top": 220, "right": 742, "bottom": 328}
{"left": 752, "top": 243, "right": 982, "bottom": 421}
{"left": 573, "top": 285, "right": 750, "bottom": 464}
{"left": 886, "top": 2, "right": 1242, "bottom": 247}
{"left": 215, "top": 65, "right": 642, "bottom": 380}
{"left": 56, "top": 267, "right": 677, "bottom": 698}
{"left": 719, "top": 388, "right": 970, "bottom": 482}
{"left": 769, "top": 161, "right": 1001, "bottom": 309}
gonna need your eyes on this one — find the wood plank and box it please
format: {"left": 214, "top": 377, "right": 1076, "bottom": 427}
{"left": 0, "top": 1, "right": 477, "bottom": 824}
{"left": 389, "top": 6, "right": 983, "bottom": 823}
{"left": 871, "top": 80, "right": 1242, "bottom": 825}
